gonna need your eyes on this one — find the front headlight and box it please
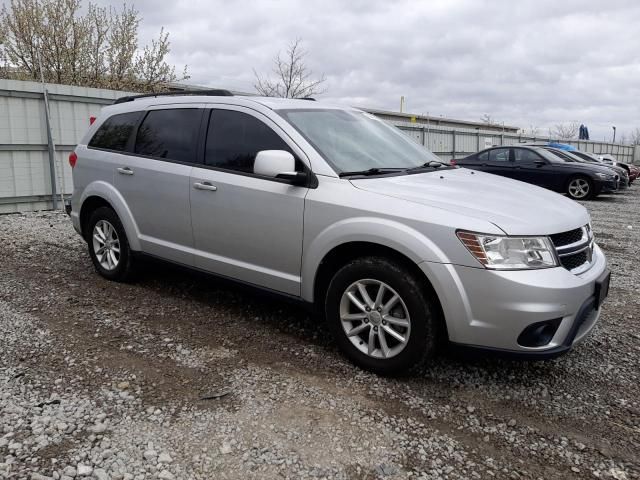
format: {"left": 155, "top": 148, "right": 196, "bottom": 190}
{"left": 596, "top": 172, "right": 614, "bottom": 179}
{"left": 457, "top": 231, "right": 559, "bottom": 270}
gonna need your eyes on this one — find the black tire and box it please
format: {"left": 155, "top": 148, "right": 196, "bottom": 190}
{"left": 566, "top": 175, "right": 595, "bottom": 200}
{"left": 87, "top": 206, "right": 136, "bottom": 282}
{"left": 325, "top": 256, "right": 439, "bottom": 375}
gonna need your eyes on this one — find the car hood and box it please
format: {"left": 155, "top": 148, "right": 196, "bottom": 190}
{"left": 350, "top": 168, "right": 590, "bottom": 236}
{"left": 557, "top": 162, "right": 618, "bottom": 176}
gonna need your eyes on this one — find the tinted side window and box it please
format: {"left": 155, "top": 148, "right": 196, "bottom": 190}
{"left": 88, "top": 112, "right": 142, "bottom": 151}
{"left": 133, "top": 109, "right": 201, "bottom": 163}
{"left": 477, "top": 151, "right": 488, "bottom": 162}
{"left": 489, "top": 148, "right": 511, "bottom": 162}
{"left": 205, "top": 109, "right": 296, "bottom": 174}
{"left": 513, "top": 148, "right": 543, "bottom": 163}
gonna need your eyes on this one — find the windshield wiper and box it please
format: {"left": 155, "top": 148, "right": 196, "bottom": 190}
{"left": 405, "top": 161, "right": 446, "bottom": 172}
{"left": 338, "top": 167, "right": 404, "bottom": 177}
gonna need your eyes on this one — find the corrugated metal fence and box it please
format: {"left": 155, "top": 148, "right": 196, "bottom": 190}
{"left": 1, "top": 79, "right": 639, "bottom": 214}
{"left": 0, "top": 79, "right": 135, "bottom": 214}
{"left": 394, "top": 121, "right": 639, "bottom": 163}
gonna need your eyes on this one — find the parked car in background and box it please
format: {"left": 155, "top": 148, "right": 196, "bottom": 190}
{"left": 569, "top": 150, "right": 636, "bottom": 185}
{"left": 597, "top": 154, "right": 639, "bottom": 184}
{"left": 599, "top": 154, "right": 617, "bottom": 165}
{"left": 454, "top": 146, "right": 619, "bottom": 200}
{"left": 68, "top": 92, "right": 610, "bottom": 374}
{"left": 527, "top": 144, "right": 638, "bottom": 185}
{"left": 543, "top": 147, "right": 629, "bottom": 189}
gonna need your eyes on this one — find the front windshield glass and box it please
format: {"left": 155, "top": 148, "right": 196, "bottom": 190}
{"left": 277, "top": 109, "right": 443, "bottom": 173}
{"left": 539, "top": 149, "right": 569, "bottom": 163}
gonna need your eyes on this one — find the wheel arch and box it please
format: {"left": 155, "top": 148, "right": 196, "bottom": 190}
{"left": 310, "top": 241, "right": 447, "bottom": 338}
{"left": 80, "top": 196, "right": 112, "bottom": 239}
{"left": 77, "top": 181, "right": 141, "bottom": 250}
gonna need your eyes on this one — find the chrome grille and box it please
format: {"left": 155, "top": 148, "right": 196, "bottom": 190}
{"left": 550, "top": 225, "right": 594, "bottom": 274}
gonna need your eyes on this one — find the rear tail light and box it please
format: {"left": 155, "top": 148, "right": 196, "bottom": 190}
{"left": 89, "top": 116, "right": 96, "bottom": 125}
{"left": 69, "top": 152, "right": 78, "bottom": 168}
{"left": 450, "top": 159, "right": 457, "bottom": 166}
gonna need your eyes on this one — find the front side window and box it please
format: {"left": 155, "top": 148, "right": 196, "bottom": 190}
{"left": 276, "top": 109, "right": 443, "bottom": 174}
{"left": 134, "top": 109, "right": 202, "bottom": 163}
{"left": 205, "top": 109, "right": 296, "bottom": 174}
{"left": 489, "top": 148, "right": 511, "bottom": 162}
{"left": 88, "top": 111, "right": 142, "bottom": 151}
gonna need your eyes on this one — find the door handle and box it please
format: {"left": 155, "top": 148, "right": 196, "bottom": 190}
{"left": 193, "top": 182, "right": 217, "bottom": 191}
{"left": 117, "top": 167, "right": 134, "bottom": 175}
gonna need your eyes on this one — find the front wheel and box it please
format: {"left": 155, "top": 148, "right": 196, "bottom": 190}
{"left": 325, "top": 256, "right": 439, "bottom": 375}
{"left": 566, "top": 176, "right": 594, "bottom": 200}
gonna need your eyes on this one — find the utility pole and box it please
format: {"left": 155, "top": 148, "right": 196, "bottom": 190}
{"left": 612, "top": 126, "right": 616, "bottom": 144}
{"left": 37, "top": 49, "right": 59, "bottom": 211}
{"left": 400, "top": 96, "right": 405, "bottom": 113}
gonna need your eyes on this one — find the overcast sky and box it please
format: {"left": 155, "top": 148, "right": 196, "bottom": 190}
{"left": 68, "top": 0, "right": 640, "bottom": 140}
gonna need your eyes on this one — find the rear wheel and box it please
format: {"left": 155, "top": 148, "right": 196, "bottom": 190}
{"left": 87, "top": 207, "right": 136, "bottom": 281}
{"left": 567, "top": 176, "right": 594, "bottom": 200}
{"left": 325, "top": 256, "right": 439, "bottom": 375}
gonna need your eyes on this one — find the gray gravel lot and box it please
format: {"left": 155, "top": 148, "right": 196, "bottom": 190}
{"left": 0, "top": 189, "right": 638, "bottom": 480}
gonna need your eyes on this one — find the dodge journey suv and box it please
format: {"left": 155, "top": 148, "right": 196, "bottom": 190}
{"left": 69, "top": 91, "right": 610, "bottom": 374}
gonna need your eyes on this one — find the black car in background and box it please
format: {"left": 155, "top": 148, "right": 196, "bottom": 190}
{"left": 542, "top": 147, "right": 629, "bottom": 189}
{"left": 568, "top": 150, "right": 635, "bottom": 185}
{"left": 454, "top": 146, "right": 619, "bottom": 200}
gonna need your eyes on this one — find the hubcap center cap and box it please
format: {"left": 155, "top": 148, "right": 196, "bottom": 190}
{"left": 368, "top": 311, "right": 382, "bottom": 326}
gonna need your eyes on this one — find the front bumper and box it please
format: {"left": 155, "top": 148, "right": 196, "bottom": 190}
{"left": 420, "top": 243, "right": 608, "bottom": 356}
{"left": 597, "top": 178, "right": 619, "bottom": 194}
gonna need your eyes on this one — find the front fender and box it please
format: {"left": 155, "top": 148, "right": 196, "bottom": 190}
{"left": 301, "top": 217, "right": 449, "bottom": 302}
{"left": 77, "top": 181, "right": 141, "bottom": 251}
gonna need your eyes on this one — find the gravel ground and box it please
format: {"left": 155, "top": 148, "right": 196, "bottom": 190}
{"left": 0, "top": 188, "right": 638, "bottom": 480}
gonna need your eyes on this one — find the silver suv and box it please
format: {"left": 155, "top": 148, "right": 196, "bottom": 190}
{"left": 69, "top": 91, "right": 610, "bottom": 374}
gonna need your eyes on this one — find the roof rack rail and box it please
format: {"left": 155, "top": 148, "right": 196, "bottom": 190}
{"left": 113, "top": 89, "right": 234, "bottom": 105}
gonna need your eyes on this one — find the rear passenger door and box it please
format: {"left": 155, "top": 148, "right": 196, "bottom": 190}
{"left": 457, "top": 151, "right": 489, "bottom": 171}
{"left": 114, "top": 106, "right": 204, "bottom": 265}
{"left": 485, "top": 147, "right": 515, "bottom": 179}
{"left": 189, "top": 106, "right": 308, "bottom": 296}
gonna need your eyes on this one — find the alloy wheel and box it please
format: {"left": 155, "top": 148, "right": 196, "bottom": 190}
{"left": 92, "top": 220, "right": 121, "bottom": 271}
{"left": 339, "top": 279, "right": 411, "bottom": 359}
{"left": 568, "top": 178, "right": 590, "bottom": 199}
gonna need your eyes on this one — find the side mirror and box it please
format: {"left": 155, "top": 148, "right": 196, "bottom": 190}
{"left": 254, "top": 150, "right": 308, "bottom": 186}
{"left": 534, "top": 160, "right": 546, "bottom": 167}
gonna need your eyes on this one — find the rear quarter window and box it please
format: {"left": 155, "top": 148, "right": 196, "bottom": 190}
{"left": 88, "top": 112, "right": 143, "bottom": 151}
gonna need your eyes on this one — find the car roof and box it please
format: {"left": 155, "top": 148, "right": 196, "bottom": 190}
{"left": 239, "top": 96, "right": 351, "bottom": 110}
{"left": 106, "top": 93, "right": 353, "bottom": 112}
{"left": 478, "top": 145, "right": 546, "bottom": 152}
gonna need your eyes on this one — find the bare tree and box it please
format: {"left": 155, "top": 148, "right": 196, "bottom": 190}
{"left": 254, "top": 39, "right": 326, "bottom": 98}
{"left": 480, "top": 113, "right": 494, "bottom": 125}
{"left": 629, "top": 127, "right": 640, "bottom": 145}
{"left": 0, "top": 0, "right": 188, "bottom": 92}
{"left": 550, "top": 122, "right": 579, "bottom": 140}
{"left": 529, "top": 125, "right": 540, "bottom": 136}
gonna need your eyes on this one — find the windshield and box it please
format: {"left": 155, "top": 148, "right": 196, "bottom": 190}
{"left": 277, "top": 108, "right": 443, "bottom": 174}
{"left": 545, "top": 149, "right": 584, "bottom": 163}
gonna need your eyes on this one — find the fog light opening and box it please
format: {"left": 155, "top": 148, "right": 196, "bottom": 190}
{"left": 517, "top": 319, "right": 562, "bottom": 347}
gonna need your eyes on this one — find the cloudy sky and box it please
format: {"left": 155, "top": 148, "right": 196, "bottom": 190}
{"left": 72, "top": 0, "right": 640, "bottom": 140}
